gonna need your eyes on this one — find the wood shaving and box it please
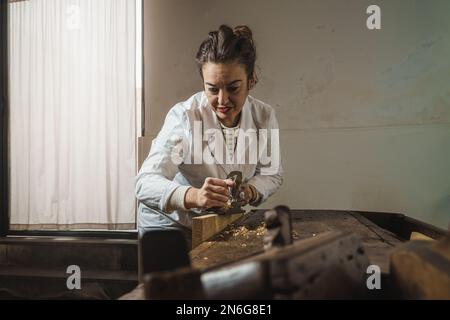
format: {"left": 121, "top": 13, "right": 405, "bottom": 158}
{"left": 230, "top": 223, "right": 266, "bottom": 238}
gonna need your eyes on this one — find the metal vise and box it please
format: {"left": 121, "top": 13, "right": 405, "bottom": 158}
{"left": 264, "top": 205, "right": 293, "bottom": 250}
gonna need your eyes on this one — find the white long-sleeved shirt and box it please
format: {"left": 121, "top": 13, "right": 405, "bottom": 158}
{"left": 136, "top": 91, "right": 283, "bottom": 230}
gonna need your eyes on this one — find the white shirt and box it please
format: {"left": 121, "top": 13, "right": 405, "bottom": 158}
{"left": 220, "top": 121, "right": 240, "bottom": 163}
{"left": 136, "top": 91, "right": 283, "bottom": 232}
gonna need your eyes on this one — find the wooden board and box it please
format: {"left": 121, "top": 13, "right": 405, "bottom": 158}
{"left": 191, "top": 213, "right": 243, "bottom": 249}
{"left": 390, "top": 237, "right": 450, "bottom": 299}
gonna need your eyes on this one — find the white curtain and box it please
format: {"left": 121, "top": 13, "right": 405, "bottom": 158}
{"left": 9, "top": 0, "right": 137, "bottom": 230}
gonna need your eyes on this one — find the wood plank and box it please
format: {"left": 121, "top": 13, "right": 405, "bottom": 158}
{"left": 390, "top": 238, "right": 450, "bottom": 299}
{"left": 0, "top": 266, "right": 137, "bottom": 282}
{"left": 191, "top": 213, "right": 243, "bottom": 249}
{"left": 410, "top": 231, "right": 435, "bottom": 241}
{"left": 190, "top": 213, "right": 266, "bottom": 269}
{"left": 348, "top": 211, "right": 404, "bottom": 245}
{"left": 0, "top": 237, "right": 137, "bottom": 246}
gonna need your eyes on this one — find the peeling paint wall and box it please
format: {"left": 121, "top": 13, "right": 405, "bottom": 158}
{"left": 143, "top": 0, "right": 450, "bottom": 228}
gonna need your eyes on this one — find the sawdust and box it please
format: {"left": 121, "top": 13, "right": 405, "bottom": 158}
{"left": 224, "top": 223, "right": 267, "bottom": 239}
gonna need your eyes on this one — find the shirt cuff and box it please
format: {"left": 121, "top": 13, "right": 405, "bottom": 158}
{"left": 166, "top": 186, "right": 192, "bottom": 212}
{"left": 248, "top": 184, "right": 261, "bottom": 206}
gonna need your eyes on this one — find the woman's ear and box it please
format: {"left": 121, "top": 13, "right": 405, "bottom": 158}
{"left": 248, "top": 71, "right": 257, "bottom": 90}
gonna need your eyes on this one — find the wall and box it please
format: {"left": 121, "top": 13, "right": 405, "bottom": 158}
{"left": 142, "top": 0, "right": 450, "bottom": 228}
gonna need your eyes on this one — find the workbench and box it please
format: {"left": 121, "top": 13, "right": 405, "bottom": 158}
{"left": 122, "top": 209, "right": 432, "bottom": 300}
{"left": 190, "top": 209, "right": 404, "bottom": 273}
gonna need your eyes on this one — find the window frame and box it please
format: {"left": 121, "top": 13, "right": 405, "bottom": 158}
{"left": 1, "top": 0, "right": 9, "bottom": 237}
{"left": 0, "top": 0, "right": 145, "bottom": 240}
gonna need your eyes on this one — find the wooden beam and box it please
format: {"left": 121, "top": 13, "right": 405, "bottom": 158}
{"left": 192, "top": 213, "right": 243, "bottom": 249}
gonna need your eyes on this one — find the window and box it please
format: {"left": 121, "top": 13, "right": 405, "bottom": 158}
{"left": 4, "top": 0, "right": 143, "bottom": 236}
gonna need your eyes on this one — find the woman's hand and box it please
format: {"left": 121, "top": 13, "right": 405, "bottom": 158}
{"left": 184, "top": 178, "right": 235, "bottom": 209}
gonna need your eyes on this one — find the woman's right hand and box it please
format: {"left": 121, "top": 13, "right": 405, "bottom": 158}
{"left": 184, "top": 178, "right": 235, "bottom": 209}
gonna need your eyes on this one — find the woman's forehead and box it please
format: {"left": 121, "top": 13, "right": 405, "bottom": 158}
{"left": 202, "top": 62, "right": 247, "bottom": 84}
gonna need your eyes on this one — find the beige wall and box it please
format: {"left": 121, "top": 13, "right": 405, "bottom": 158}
{"left": 142, "top": 0, "right": 450, "bottom": 228}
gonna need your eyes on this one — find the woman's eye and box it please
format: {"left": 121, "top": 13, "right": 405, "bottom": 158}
{"left": 208, "top": 88, "right": 219, "bottom": 94}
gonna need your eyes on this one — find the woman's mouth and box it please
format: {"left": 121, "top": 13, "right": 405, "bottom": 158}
{"left": 217, "top": 106, "right": 231, "bottom": 114}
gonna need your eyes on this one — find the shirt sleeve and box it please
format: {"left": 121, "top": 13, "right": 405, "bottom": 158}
{"left": 166, "top": 186, "right": 192, "bottom": 212}
{"left": 135, "top": 106, "right": 189, "bottom": 212}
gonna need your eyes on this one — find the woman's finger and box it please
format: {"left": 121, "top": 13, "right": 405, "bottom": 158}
{"left": 205, "top": 191, "right": 229, "bottom": 203}
{"left": 205, "top": 177, "right": 233, "bottom": 188}
{"left": 205, "top": 184, "right": 230, "bottom": 196}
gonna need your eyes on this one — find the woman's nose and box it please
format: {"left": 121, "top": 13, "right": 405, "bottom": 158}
{"left": 218, "top": 89, "right": 229, "bottom": 106}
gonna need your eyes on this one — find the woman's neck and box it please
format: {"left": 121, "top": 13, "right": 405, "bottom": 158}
{"left": 220, "top": 113, "right": 241, "bottom": 128}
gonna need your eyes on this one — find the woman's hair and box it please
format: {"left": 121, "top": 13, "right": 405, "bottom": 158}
{"left": 196, "top": 25, "right": 257, "bottom": 84}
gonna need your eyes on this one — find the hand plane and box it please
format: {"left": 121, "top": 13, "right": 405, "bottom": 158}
{"left": 207, "top": 171, "right": 246, "bottom": 215}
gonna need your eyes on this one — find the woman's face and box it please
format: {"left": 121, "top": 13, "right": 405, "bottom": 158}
{"left": 202, "top": 62, "right": 253, "bottom": 127}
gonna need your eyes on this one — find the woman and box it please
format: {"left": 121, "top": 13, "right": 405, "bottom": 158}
{"left": 136, "top": 25, "right": 283, "bottom": 248}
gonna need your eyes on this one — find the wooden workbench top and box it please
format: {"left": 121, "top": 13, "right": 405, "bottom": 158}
{"left": 190, "top": 209, "right": 405, "bottom": 273}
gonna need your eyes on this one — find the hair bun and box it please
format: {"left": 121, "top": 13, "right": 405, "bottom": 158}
{"left": 233, "top": 25, "right": 253, "bottom": 41}
{"left": 196, "top": 24, "right": 257, "bottom": 83}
